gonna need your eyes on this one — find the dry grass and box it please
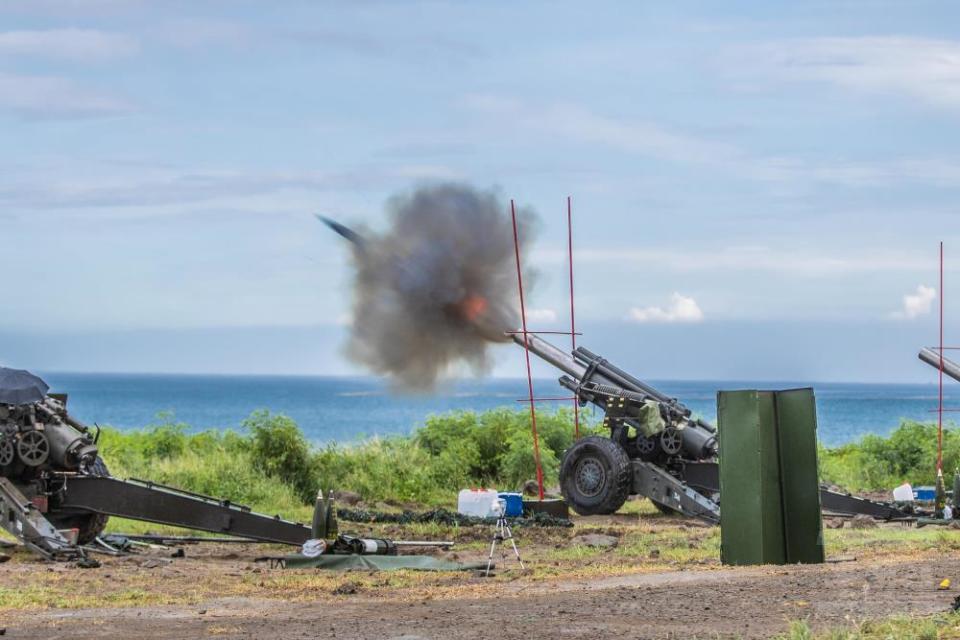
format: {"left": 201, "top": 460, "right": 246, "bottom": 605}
{"left": 0, "top": 500, "right": 953, "bottom": 618}
{"left": 778, "top": 613, "right": 960, "bottom": 639}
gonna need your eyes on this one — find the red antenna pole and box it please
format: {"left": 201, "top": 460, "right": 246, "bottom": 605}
{"left": 938, "top": 241, "right": 944, "bottom": 474}
{"left": 512, "top": 200, "right": 545, "bottom": 500}
{"left": 567, "top": 196, "right": 580, "bottom": 439}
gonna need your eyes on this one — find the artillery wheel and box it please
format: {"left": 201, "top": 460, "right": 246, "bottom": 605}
{"left": 659, "top": 427, "right": 683, "bottom": 456}
{"left": 17, "top": 430, "right": 49, "bottom": 466}
{"left": 635, "top": 434, "right": 657, "bottom": 459}
{"left": 48, "top": 458, "right": 111, "bottom": 545}
{"left": 0, "top": 437, "right": 14, "bottom": 466}
{"left": 559, "top": 436, "right": 631, "bottom": 516}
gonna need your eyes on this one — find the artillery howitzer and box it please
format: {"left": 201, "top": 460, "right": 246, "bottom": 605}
{"left": 0, "top": 387, "right": 316, "bottom": 560}
{"left": 0, "top": 375, "right": 455, "bottom": 562}
{"left": 512, "top": 333, "right": 909, "bottom": 523}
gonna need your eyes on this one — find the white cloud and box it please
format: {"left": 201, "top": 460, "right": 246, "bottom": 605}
{"left": 891, "top": 284, "right": 937, "bottom": 319}
{"left": 0, "top": 73, "right": 134, "bottom": 118}
{"left": 628, "top": 293, "right": 704, "bottom": 324}
{"left": 0, "top": 29, "right": 138, "bottom": 61}
{"left": 735, "top": 37, "right": 960, "bottom": 111}
{"left": 525, "top": 308, "right": 557, "bottom": 323}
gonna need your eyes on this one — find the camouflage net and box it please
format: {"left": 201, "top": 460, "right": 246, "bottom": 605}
{"left": 336, "top": 507, "right": 572, "bottom": 528}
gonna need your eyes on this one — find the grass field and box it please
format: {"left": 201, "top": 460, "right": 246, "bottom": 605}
{"left": 3, "top": 410, "right": 959, "bottom": 637}
{"left": 1, "top": 500, "right": 956, "bottom": 612}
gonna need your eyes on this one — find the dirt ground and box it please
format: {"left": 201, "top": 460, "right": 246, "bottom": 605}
{"left": 2, "top": 512, "right": 959, "bottom": 639}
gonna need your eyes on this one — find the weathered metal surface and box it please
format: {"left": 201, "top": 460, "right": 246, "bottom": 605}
{"left": 522, "top": 499, "right": 569, "bottom": 519}
{"left": 774, "top": 389, "right": 825, "bottom": 564}
{"left": 515, "top": 334, "right": 910, "bottom": 525}
{"left": 718, "top": 390, "right": 786, "bottom": 565}
{"left": 718, "top": 389, "right": 824, "bottom": 566}
{"left": 0, "top": 477, "right": 82, "bottom": 560}
{"left": 510, "top": 333, "right": 717, "bottom": 463}
{"left": 630, "top": 460, "right": 719, "bottom": 524}
{"left": 57, "top": 476, "right": 312, "bottom": 546}
{"left": 919, "top": 347, "right": 960, "bottom": 384}
{"left": 682, "top": 460, "right": 908, "bottom": 520}
{"left": 2, "top": 385, "right": 320, "bottom": 559}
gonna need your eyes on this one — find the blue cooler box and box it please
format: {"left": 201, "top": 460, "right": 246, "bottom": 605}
{"left": 498, "top": 492, "right": 524, "bottom": 517}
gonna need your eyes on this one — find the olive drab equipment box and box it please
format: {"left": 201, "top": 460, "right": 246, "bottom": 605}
{"left": 717, "top": 388, "right": 825, "bottom": 566}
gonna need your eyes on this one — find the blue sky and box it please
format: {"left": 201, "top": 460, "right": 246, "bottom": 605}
{"left": 1, "top": 1, "right": 957, "bottom": 382}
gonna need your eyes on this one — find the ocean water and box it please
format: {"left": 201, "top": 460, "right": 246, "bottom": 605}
{"left": 37, "top": 373, "right": 960, "bottom": 447}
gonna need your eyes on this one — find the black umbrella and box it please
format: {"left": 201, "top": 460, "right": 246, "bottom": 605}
{"left": 0, "top": 367, "right": 49, "bottom": 405}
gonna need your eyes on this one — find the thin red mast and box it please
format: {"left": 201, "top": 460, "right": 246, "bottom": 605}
{"left": 567, "top": 196, "right": 580, "bottom": 439}
{"left": 511, "top": 200, "right": 545, "bottom": 500}
{"left": 938, "top": 241, "right": 944, "bottom": 474}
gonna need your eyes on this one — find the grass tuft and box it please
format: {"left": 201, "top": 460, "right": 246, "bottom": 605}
{"left": 776, "top": 612, "right": 960, "bottom": 639}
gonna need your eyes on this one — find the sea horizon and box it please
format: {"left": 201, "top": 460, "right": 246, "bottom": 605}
{"left": 31, "top": 367, "right": 949, "bottom": 387}
{"left": 34, "top": 371, "right": 960, "bottom": 449}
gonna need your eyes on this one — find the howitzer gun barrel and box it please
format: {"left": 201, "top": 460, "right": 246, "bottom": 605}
{"left": 35, "top": 398, "right": 89, "bottom": 434}
{"left": 574, "top": 346, "right": 716, "bottom": 434}
{"left": 573, "top": 346, "right": 672, "bottom": 402}
{"left": 555, "top": 373, "right": 715, "bottom": 459}
{"left": 32, "top": 399, "right": 98, "bottom": 470}
{"left": 508, "top": 333, "right": 618, "bottom": 387}
{"left": 919, "top": 347, "right": 960, "bottom": 384}
{"left": 510, "top": 333, "right": 716, "bottom": 459}
{"left": 63, "top": 413, "right": 90, "bottom": 434}
{"left": 557, "top": 376, "right": 657, "bottom": 406}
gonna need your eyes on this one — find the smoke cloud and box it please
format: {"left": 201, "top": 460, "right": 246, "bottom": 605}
{"left": 338, "top": 183, "right": 537, "bottom": 391}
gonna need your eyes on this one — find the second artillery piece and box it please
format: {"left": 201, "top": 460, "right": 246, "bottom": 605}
{"left": 512, "top": 333, "right": 908, "bottom": 523}
{"left": 0, "top": 391, "right": 317, "bottom": 560}
{"left": 0, "top": 381, "right": 452, "bottom": 561}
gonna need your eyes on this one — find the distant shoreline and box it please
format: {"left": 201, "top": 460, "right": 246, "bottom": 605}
{"left": 34, "top": 370, "right": 952, "bottom": 388}
{"left": 32, "top": 373, "right": 960, "bottom": 448}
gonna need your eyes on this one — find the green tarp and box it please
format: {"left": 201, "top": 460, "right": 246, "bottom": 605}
{"left": 636, "top": 400, "right": 667, "bottom": 437}
{"left": 282, "top": 554, "right": 488, "bottom": 571}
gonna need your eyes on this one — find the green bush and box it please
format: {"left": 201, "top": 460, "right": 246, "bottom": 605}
{"left": 415, "top": 406, "right": 596, "bottom": 490}
{"left": 243, "top": 410, "right": 319, "bottom": 503}
{"left": 499, "top": 427, "right": 560, "bottom": 489}
{"left": 92, "top": 409, "right": 960, "bottom": 513}
{"left": 93, "top": 407, "right": 589, "bottom": 511}
{"left": 94, "top": 410, "right": 960, "bottom": 512}
{"left": 95, "top": 416, "right": 302, "bottom": 513}
{"left": 148, "top": 449, "right": 303, "bottom": 513}
{"left": 820, "top": 420, "right": 960, "bottom": 492}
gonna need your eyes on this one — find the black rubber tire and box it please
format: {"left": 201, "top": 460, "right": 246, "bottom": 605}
{"left": 559, "top": 436, "right": 632, "bottom": 516}
{"left": 49, "top": 458, "right": 111, "bottom": 544}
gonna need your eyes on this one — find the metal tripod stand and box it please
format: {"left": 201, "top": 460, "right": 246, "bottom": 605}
{"left": 485, "top": 501, "right": 524, "bottom": 576}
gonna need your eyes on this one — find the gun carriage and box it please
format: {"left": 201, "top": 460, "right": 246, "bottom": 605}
{"left": 511, "top": 333, "right": 908, "bottom": 523}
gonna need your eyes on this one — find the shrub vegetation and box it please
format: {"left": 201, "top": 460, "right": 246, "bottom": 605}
{"left": 95, "top": 410, "right": 956, "bottom": 513}
{"left": 96, "top": 407, "right": 597, "bottom": 510}
{"left": 818, "top": 419, "right": 960, "bottom": 492}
